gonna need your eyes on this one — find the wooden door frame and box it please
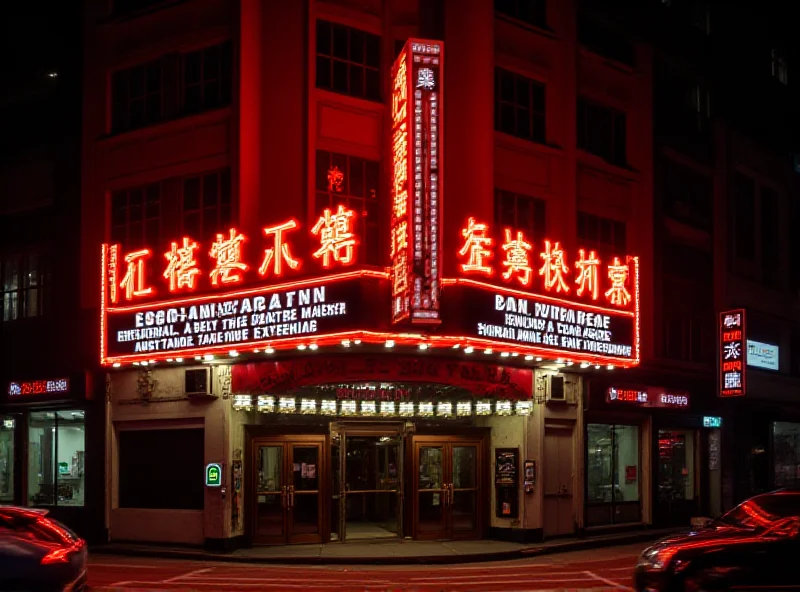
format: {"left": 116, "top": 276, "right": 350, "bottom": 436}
{"left": 246, "top": 433, "right": 328, "bottom": 546}
{"left": 286, "top": 438, "right": 326, "bottom": 544}
{"left": 410, "top": 434, "right": 487, "bottom": 540}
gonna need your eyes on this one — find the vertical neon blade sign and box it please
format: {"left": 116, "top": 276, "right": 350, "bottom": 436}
{"left": 390, "top": 39, "right": 442, "bottom": 325}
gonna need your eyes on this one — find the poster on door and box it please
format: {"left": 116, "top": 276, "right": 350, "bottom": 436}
{"left": 495, "top": 448, "right": 518, "bottom": 486}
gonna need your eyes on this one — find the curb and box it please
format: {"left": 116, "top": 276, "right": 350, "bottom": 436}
{"left": 90, "top": 529, "right": 675, "bottom": 565}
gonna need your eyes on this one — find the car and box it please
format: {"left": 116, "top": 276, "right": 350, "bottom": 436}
{"left": 0, "top": 506, "right": 87, "bottom": 591}
{"left": 634, "top": 488, "right": 800, "bottom": 591}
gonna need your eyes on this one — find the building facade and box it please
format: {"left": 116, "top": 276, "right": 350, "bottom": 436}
{"left": 79, "top": 0, "right": 798, "bottom": 549}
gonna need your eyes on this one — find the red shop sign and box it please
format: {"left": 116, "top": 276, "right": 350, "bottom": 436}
{"left": 231, "top": 356, "right": 533, "bottom": 400}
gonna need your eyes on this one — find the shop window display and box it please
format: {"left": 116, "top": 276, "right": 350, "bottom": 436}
{"left": 773, "top": 422, "right": 800, "bottom": 488}
{"left": 0, "top": 418, "right": 14, "bottom": 502}
{"left": 657, "top": 429, "right": 696, "bottom": 502}
{"left": 28, "top": 411, "right": 85, "bottom": 507}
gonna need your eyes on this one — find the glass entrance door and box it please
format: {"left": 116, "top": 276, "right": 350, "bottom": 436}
{"left": 252, "top": 437, "right": 325, "bottom": 545}
{"left": 656, "top": 429, "right": 698, "bottom": 526}
{"left": 413, "top": 437, "right": 483, "bottom": 540}
{"left": 586, "top": 423, "right": 641, "bottom": 527}
{"left": 342, "top": 434, "right": 401, "bottom": 541}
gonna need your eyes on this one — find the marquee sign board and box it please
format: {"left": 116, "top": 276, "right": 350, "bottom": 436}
{"left": 719, "top": 309, "right": 746, "bottom": 397}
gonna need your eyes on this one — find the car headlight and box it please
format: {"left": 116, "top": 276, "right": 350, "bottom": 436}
{"left": 637, "top": 545, "right": 677, "bottom": 571}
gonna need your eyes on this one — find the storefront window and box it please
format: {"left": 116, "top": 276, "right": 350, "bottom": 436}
{"left": 586, "top": 423, "right": 640, "bottom": 526}
{"left": 657, "top": 430, "right": 695, "bottom": 502}
{"left": 773, "top": 422, "right": 800, "bottom": 488}
{"left": 28, "top": 411, "right": 85, "bottom": 507}
{"left": 0, "top": 418, "right": 14, "bottom": 502}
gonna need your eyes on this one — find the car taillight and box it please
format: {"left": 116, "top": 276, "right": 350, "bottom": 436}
{"left": 41, "top": 546, "right": 74, "bottom": 565}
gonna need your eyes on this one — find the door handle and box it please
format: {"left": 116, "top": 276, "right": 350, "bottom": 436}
{"left": 448, "top": 483, "right": 454, "bottom": 506}
{"left": 288, "top": 485, "right": 295, "bottom": 508}
{"left": 281, "top": 485, "right": 288, "bottom": 509}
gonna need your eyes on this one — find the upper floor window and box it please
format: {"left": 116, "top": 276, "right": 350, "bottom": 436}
{"left": 577, "top": 97, "right": 627, "bottom": 167}
{"left": 316, "top": 21, "right": 381, "bottom": 102}
{"left": 772, "top": 49, "right": 789, "bottom": 86}
{"left": 495, "top": 68, "right": 546, "bottom": 143}
{"left": 731, "top": 172, "right": 756, "bottom": 262}
{"left": 2, "top": 252, "right": 47, "bottom": 322}
{"left": 495, "top": 0, "right": 547, "bottom": 29}
{"left": 110, "top": 183, "right": 162, "bottom": 250}
{"left": 315, "top": 150, "right": 380, "bottom": 265}
{"left": 495, "top": 189, "right": 546, "bottom": 240}
{"left": 111, "top": 59, "right": 163, "bottom": 133}
{"left": 761, "top": 186, "right": 781, "bottom": 289}
{"left": 577, "top": 16, "right": 635, "bottom": 67}
{"left": 181, "top": 41, "right": 233, "bottom": 114}
{"left": 182, "top": 169, "right": 232, "bottom": 240}
{"left": 661, "top": 157, "right": 713, "bottom": 230}
{"left": 577, "top": 212, "right": 626, "bottom": 259}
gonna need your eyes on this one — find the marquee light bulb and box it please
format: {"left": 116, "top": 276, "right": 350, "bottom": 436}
{"left": 229, "top": 350, "right": 239, "bottom": 357}
{"left": 297, "top": 344, "right": 307, "bottom": 350}
{"left": 419, "top": 343, "right": 429, "bottom": 350}
{"left": 309, "top": 344, "right": 318, "bottom": 350}
{"left": 203, "top": 354, "right": 214, "bottom": 361}
{"left": 536, "top": 357, "right": 542, "bottom": 362}
{"left": 524, "top": 355, "right": 533, "bottom": 361}
{"left": 580, "top": 362, "right": 590, "bottom": 369}
{"left": 464, "top": 346, "right": 474, "bottom": 354}
{"left": 112, "top": 362, "right": 121, "bottom": 368}
{"left": 265, "top": 347, "right": 275, "bottom": 354}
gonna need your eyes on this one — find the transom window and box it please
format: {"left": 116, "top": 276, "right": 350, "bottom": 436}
{"left": 182, "top": 169, "right": 232, "bottom": 240}
{"left": 316, "top": 20, "right": 381, "bottom": 102}
{"left": 495, "top": 68, "right": 546, "bottom": 143}
{"left": 315, "top": 150, "right": 380, "bottom": 265}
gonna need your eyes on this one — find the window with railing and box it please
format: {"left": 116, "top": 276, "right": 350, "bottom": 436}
{"left": 495, "top": 68, "right": 546, "bottom": 143}
{"left": 316, "top": 20, "right": 381, "bottom": 102}
{"left": 315, "top": 150, "right": 380, "bottom": 265}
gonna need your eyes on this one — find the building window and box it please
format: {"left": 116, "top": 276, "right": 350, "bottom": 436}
{"left": 181, "top": 41, "right": 232, "bottom": 115}
{"left": 772, "top": 49, "right": 789, "bottom": 86}
{"left": 495, "top": 68, "right": 546, "bottom": 143}
{"left": 661, "top": 158, "right": 712, "bottom": 230}
{"left": 2, "top": 252, "right": 47, "bottom": 322}
{"left": 110, "top": 183, "right": 162, "bottom": 250}
{"left": 731, "top": 173, "right": 756, "bottom": 262}
{"left": 495, "top": 0, "right": 547, "bottom": 29}
{"left": 495, "top": 190, "right": 546, "bottom": 240}
{"left": 0, "top": 418, "right": 14, "bottom": 502}
{"left": 28, "top": 411, "right": 85, "bottom": 507}
{"left": 315, "top": 150, "right": 380, "bottom": 265}
{"left": 577, "top": 16, "right": 635, "bottom": 67}
{"left": 577, "top": 212, "right": 626, "bottom": 259}
{"left": 761, "top": 187, "right": 781, "bottom": 289}
{"left": 577, "top": 97, "right": 627, "bottom": 166}
{"left": 182, "top": 169, "right": 232, "bottom": 240}
{"left": 586, "top": 423, "right": 641, "bottom": 527}
{"left": 119, "top": 428, "right": 204, "bottom": 510}
{"left": 316, "top": 20, "right": 381, "bottom": 102}
{"left": 111, "top": 58, "right": 163, "bottom": 133}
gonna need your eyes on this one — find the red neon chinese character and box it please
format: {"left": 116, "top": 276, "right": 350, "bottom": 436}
{"left": 501, "top": 229, "right": 533, "bottom": 286}
{"left": 605, "top": 257, "right": 631, "bottom": 306}
{"left": 258, "top": 220, "right": 301, "bottom": 277}
{"left": 575, "top": 249, "right": 600, "bottom": 300}
{"left": 163, "top": 237, "right": 200, "bottom": 292}
{"left": 312, "top": 205, "right": 357, "bottom": 267}
{"left": 209, "top": 228, "right": 248, "bottom": 286}
{"left": 539, "top": 240, "right": 569, "bottom": 293}
{"left": 458, "top": 217, "right": 493, "bottom": 275}
{"left": 327, "top": 166, "right": 344, "bottom": 193}
{"left": 120, "top": 249, "right": 153, "bottom": 300}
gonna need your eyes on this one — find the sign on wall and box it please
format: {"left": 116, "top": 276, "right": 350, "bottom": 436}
{"left": 747, "top": 339, "right": 779, "bottom": 371}
{"left": 7, "top": 378, "right": 69, "bottom": 397}
{"left": 390, "top": 39, "right": 443, "bottom": 325}
{"left": 605, "top": 386, "right": 690, "bottom": 409}
{"left": 719, "top": 309, "right": 746, "bottom": 397}
{"left": 205, "top": 463, "right": 222, "bottom": 487}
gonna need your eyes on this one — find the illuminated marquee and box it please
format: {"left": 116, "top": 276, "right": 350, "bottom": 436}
{"left": 719, "top": 309, "right": 746, "bottom": 397}
{"left": 7, "top": 378, "right": 70, "bottom": 397}
{"left": 390, "top": 39, "right": 442, "bottom": 325}
{"left": 605, "top": 386, "right": 689, "bottom": 409}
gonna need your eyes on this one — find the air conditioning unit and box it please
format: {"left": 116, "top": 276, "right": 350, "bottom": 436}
{"left": 185, "top": 368, "right": 212, "bottom": 399}
{"left": 546, "top": 375, "right": 566, "bottom": 403}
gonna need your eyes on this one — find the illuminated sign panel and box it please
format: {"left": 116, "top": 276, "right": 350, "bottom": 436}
{"left": 605, "top": 386, "right": 689, "bottom": 409}
{"left": 703, "top": 416, "right": 722, "bottom": 428}
{"left": 747, "top": 340, "right": 779, "bottom": 371}
{"left": 390, "top": 39, "right": 442, "bottom": 325}
{"left": 103, "top": 274, "right": 382, "bottom": 362}
{"left": 719, "top": 309, "right": 746, "bottom": 397}
{"left": 7, "top": 378, "right": 70, "bottom": 397}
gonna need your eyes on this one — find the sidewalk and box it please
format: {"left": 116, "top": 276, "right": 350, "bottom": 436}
{"left": 91, "top": 527, "right": 680, "bottom": 565}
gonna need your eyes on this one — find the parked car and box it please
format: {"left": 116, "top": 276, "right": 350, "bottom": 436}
{"left": 0, "top": 506, "right": 87, "bottom": 591}
{"left": 634, "top": 488, "right": 800, "bottom": 591}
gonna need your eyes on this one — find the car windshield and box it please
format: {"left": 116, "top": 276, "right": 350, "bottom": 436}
{"left": 715, "top": 492, "right": 800, "bottom": 530}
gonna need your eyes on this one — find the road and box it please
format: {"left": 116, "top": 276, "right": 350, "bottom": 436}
{"left": 88, "top": 542, "right": 644, "bottom": 591}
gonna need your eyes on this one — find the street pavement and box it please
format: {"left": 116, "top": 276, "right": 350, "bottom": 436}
{"left": 87, "top": 542, "right": 645, "bottom": 591}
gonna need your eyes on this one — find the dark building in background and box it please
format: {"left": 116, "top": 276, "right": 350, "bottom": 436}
{"left": 0, "top": 5, "right": 105, "bottom": 541}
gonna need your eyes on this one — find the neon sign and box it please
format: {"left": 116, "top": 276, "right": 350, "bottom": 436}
{"left": 719, "top": 309, "right": 746, "bottom": 397}
{"left": 457, "top": 217, "right": 635, "bottom": 308}
{"left": 8, "top": 378, "right": 70, "bottom": 397}
{"left": 606, "top": 386, "right": 689, "bottom": 409}
{"left": 390, "top": 39, "right": 442, "bottom": 325}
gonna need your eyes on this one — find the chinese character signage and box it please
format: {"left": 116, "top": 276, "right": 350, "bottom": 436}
{"left": 205, "top": 463, "right": 222, "bottom": 487}
{"left": 7, "top": 378, "right": 70, "bottom": 397}
{"left": 719, "top": 309, "right": 746, "bottom": 397}
{"left": 606, "top": 386, "right": 689, "bottom": 409}
{"left": 390, "top": 39, "right": 442, "bottom": 325}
